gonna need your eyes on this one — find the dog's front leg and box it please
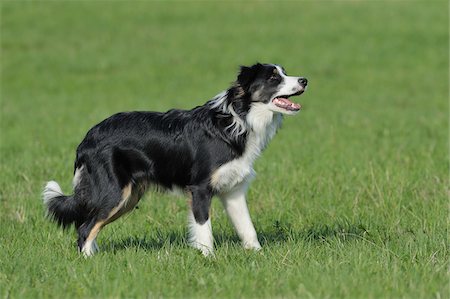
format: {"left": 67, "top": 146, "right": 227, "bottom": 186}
{"left": 188, "top": 186, "right": 214, "bottom": 256}
{"left": 219, "top": 182, "right": 262, "bottom": 251}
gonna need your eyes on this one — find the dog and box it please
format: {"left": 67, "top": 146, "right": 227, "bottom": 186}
{"left": 42, "top": 63, "right": 308, "bottom": 257}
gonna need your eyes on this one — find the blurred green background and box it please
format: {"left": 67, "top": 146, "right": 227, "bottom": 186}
{"left": 1, "top": 1, "right": 448, "bottom": 298}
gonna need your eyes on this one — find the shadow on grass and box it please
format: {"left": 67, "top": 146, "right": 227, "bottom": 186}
{"left": 102, "top": 230, "right": 241, "bottom": 253}
{"left": 102, "top": 230, "right": 186, "bottom": 253}
{"left": 101, "top": 220, "right": 370, "bottom": 253}
{"left": 259, "top": 220, "right": 370, "bottom": 246}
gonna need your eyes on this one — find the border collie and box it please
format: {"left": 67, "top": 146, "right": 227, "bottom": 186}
{"left": 43, "top": 63, "right": 308, "bottom": 257}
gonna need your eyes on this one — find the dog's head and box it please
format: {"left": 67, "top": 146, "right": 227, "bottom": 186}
{"left": 236, "top": 63, "right": 308, "bottom": 115}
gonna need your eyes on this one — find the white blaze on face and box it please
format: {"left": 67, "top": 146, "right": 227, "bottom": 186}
{"left": 274, "top": 65, "right": 305, "bottom": 97}
{"left": 266, "top": 65, "right": 305, "bottom": 115}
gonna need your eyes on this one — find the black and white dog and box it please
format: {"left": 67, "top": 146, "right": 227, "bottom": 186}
{"left": 43, "top": 63, "right": 308, "bottom": 256}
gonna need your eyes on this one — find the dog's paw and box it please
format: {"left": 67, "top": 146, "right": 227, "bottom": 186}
{"left": 243, "top": 240, "right": 262, "bottom": 251}
{"left": 190, "top": 242, "right": 215, "bottom": 257}
{"left": 199, "top": 247, "right": 215, "bottom": 257}
{"left": 81, "top": 240, "right": 99, "bottom": 258}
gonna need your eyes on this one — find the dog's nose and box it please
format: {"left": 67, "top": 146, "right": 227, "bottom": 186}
{"left": 298, "top": 77, "right": 308, "bottom": 87}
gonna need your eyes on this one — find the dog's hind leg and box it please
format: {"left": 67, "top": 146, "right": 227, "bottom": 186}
{"left": 79, "top": 183, "right": 139, "bottom": 257}
{"left": 188, "top": 185, "right": 214, "bottom": 256}
{"left": 78, "top": 218, "right": 102, "bottom": 257}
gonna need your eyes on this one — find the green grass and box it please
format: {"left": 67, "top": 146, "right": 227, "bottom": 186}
{"left": 1, "top": 1, "right": 448, "bottom": 298}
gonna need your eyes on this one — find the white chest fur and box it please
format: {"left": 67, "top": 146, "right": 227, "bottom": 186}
{"left": 210, "top": 103, "right": 283, "bottom": 193}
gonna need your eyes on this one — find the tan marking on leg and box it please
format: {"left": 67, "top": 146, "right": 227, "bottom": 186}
{"left": 122, "top": 184, "right": 132, "bottom": 202}
{"left": 105, "top": 184, "right": 139, "bottom": 225}
{"left": 82, "top": 184, "right": 141, "bottom": 257}
{"left": 83, "top": 220, "right": 105, "bottom": 257}
{"left": 85, "top": 184, "right": 135, "bottom": 243}
{"left": 86, "top": 221, "right": 104, "bottom": 242}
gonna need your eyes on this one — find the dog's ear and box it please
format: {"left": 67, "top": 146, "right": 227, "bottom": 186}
{"left": 236, "top": 63, "right": 262, "bottom": 92}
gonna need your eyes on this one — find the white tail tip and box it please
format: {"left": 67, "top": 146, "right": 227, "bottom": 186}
{"left": 43, "top": 181, "right": 64, "bottom": 205}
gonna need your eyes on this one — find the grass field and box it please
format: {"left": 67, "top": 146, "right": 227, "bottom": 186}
{"left": 1, "top": 1, "right": 448, "bottom": 298}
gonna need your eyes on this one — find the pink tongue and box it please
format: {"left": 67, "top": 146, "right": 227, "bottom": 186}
{"left": 273, "top": 97, "right": 301, "bottom": 111}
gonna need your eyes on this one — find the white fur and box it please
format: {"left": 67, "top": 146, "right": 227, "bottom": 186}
{"left": 225, "top": 103, "right": 246, "bottom": 136}
{"left": 219, "top": 182, "right": 261, "bottom": 250}
{"left": 188, "top": 209, "right": 214, "bottom": 256}
{"left": 82, "top": 239, "right": 99, "bottom": 258}
{"left": 210, "top": 103, "right": 282, "bottom": 192}
{"left": 72, "top": 166, "right": 84, "bottom": 188}
{"left": 209, "top": 90, "right": 228, "bottom": 113}
{"left": 209, "top": 91, "right": 246, "bottom": 136}
{"left": 42, "top": 181, "right": 64, "bottom": 205}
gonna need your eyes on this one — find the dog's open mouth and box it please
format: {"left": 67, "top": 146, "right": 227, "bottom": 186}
{"left": 272, "top": 90, "right": 303, "bottom": 111}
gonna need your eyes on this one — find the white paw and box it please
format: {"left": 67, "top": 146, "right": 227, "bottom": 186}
{"left": 82, "top": 248, "right": 95, "bottom": 258}
{"left": 190, "top": 242, "right": 215, "bottom": 257}
{"left": 81, "top": 240, "right": 99, "bottom": 258}
{"left": 243, "top": 240, "right": 262, "bottom": 251}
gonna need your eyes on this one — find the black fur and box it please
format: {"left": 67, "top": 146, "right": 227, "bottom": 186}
{"left": 45, "top": 194, "right": 81, "bottom": 228}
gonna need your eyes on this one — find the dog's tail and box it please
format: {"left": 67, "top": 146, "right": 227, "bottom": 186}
{"left": 42, "top": 181, "right": 83, "bottom": 228}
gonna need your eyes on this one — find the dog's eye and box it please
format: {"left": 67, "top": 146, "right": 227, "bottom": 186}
{"left": 269, "top": 74, "right": 281, "bottom": 81}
